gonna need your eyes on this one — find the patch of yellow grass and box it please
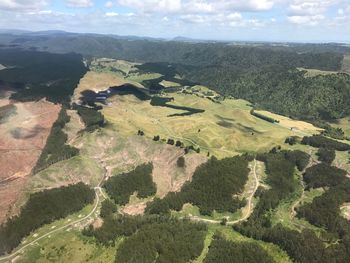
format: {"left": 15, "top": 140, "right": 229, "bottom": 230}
{"left": 297, "top": 67, "right": 339, "bottom": 77}
{"left": 73, "top": 71, "right": 142, "bottom": 102}
{"left": 160, "top": 80, "right": 181, "bottom": 87}
{"left": 102, "top": 91, "right": 308, "bottom": 158}
{"left": 91, "top": 58, "right": 139, "bottom": 75}
{"left": 255, "top": 110, "right": 321, "bottom": 134}
{"left": 127, "top": 73, "right": 162, "bottom": 83}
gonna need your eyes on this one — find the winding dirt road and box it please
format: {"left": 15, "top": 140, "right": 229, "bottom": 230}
{"left": 1, "top": 159, "right": 259, "bottom": 261}
{"left": 0, "top": 186, "right": 106, "bottom": 263}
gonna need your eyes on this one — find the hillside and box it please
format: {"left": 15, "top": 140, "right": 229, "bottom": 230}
{"left": 0, "top": 39, "right": 350, "bottom": 263}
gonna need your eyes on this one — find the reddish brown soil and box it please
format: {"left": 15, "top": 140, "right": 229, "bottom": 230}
{"left": 0, "top": 99, "right": 60, "bottom": 223}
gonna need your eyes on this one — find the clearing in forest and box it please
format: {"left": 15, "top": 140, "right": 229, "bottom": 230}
{"left": 0, "top": 97, "right": 60, "bottom": 224}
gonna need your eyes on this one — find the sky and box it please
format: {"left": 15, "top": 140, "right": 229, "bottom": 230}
{"left": 0, "top": 0, "right": 350, "bottom": 42}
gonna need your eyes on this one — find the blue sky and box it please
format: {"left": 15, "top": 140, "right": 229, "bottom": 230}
{"left": 0, "top": 0, "right": 350, "bottom": 42}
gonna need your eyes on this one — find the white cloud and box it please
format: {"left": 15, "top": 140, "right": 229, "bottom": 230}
{"left": 65, "top": 0, "right": 93, "bottom": 8}
{"left": 0, "top": 0, "right": 48, "bottom": 11}
{"left": 288, "top": 14, "right": 325, "bottom": 26}
{"left": 105, "top": 12, "right": 118, "bottom": 17}
{"left": 105, "top": 1, "right": 113, "bottom": 8}
{"left": 118, "top": 0, "right": 278, "bottom": 14}
{"left": 118, "top": 0, "right": 181, "bottom": 13}
{"left": 288, "top": 0, "right": 339, "bottom": 16}
{"left": 286, "top": 0, "right": 341, "bottom": 26}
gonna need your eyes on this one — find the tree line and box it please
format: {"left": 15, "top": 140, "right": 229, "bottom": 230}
{"left": 33, "top": 108, "right": 79, "bottom": 173}
{"left": 301, "top": 135, "right": 350, "bottom": 151}
{"left": 0, "top": 183, "right": 94, "bottom": 255}
{"left": 83, "top": 214, "right": 207, "bottom": 263}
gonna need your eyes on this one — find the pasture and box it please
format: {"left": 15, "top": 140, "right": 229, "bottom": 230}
{"left": 329, "top": 117, "right": 350, "bottom": 137}
{"left": 103, "top": 89, "right": 318, "bottom": 158}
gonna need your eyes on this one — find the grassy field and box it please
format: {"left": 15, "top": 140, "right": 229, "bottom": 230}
{"left": 254, "top": 110, "right": 321, "bottom": 135}
{"left": 103, "top": 91, "right": 313, "bottom": 159}
{"left": 297, "top": 67, "right": 339, "bottom": 77}
{"left": 160, "top": 80, "right": 181, "bottom": 88}
{"left": 18, "top": 231, "right": 117, "bottom": 263}
{"left": 72, "top": 71, "right": 142, "bottom": 102}
{"left": 329, "top": 117, "right": 350, "bottom": 137}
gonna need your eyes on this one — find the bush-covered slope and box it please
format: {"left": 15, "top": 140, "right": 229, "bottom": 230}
{"left": 0, "top": 183, "right": 94, "bottom": 255}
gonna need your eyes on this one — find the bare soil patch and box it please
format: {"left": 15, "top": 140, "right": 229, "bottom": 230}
{"left": 0, "top": 98, "right": 60, "bottom": 223}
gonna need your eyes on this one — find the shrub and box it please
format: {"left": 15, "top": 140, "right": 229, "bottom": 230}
{"left": 177, "top": 156, "right": 185, "bottom": 168}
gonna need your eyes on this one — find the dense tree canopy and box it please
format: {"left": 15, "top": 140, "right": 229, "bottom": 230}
{"left": 0, "top": 183, "right": 94, "bottom": 255}
{"left": 104, "top": 163, "right": 156, "bottom": 206}
{"left": 146, "top": 156, "right": 250, "bottom": 215}
{"left": 204, "top": 236, "right": 276, "bottom": 263}
{"left": 33, "top": 108, "right": 79, "bottom": 173}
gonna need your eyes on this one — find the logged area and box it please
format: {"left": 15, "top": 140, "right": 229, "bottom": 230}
{"left": 0, "top": 98, "right": 60, "bottom": 224}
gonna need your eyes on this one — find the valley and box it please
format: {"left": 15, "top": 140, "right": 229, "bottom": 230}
{"left": 0, "top": 41, "right": 350, "bottom": 263}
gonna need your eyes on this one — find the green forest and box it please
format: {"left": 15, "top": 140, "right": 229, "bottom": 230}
{"left": 0, "top": 183, "right": 94, "bottom": 255}
{"left": 204, "top": 235, "right": 276, "bottom": 263}
{"left": 84, "top": 215, "right": 206, "bottom": 262}
{"left": 0, "top": 49, "right": 86, "bottom": 104}
{"left": 146, "top": 156, "right": 250, "bottom": 215}
{"left": 33, "top": 108, "right": 79, "bottom": 173}
{"left": 103, "top": 163, "right": 156, "bottom": 205}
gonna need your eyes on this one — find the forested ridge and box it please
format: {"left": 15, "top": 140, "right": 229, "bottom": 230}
{"left": 0, "top": 183, "right": 94, "bottom": 255}
{"left": 235, "top": 149, "right": 350, "bottom": 263}
{"left": 146, "top": 156, "right": 250, "bottom": 215}
{"left": 0, "top": 49, "right": 86, "bottom": 104}
{"left": 83, "top": 215, "right": 207, "bottom": 263}
{"left": 2, "top": 36, "right": 349, "bottom": 121}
